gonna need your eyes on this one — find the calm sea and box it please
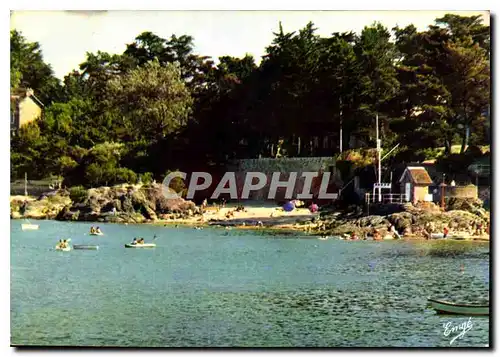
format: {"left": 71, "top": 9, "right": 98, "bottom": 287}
{"left": 11, "top": 220, "right": 490, "bottom": 347}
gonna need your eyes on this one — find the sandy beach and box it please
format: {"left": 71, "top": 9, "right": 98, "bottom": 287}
{"left": 154, "top": 201, "right": 320, "bottom": 230}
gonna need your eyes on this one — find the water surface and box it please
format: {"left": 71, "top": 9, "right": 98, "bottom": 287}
{"left": 11, "top": 220, "right": 490, "bottom": 347}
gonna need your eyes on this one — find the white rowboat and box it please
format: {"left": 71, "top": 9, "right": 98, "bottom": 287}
{"left": 428, "top": 298, "right": 489, "bottom": 316}
{"left": 431, "top": 233, "right": 445, "bottom": 239}
{"left": 124, "top": 243, "right": 156, "bottom": 248}
{"left": 22, "top": 224, "right": 39, "bottom": 230}
{"left": 90, "top": 232, "right": 103, "bottom": 236}
{"left": 55, "top": 245, "right": 71, "bottom": 252}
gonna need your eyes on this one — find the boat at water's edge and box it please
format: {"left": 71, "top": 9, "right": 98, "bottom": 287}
{"left": 428, "top": 298, "right": 489, "bottom": 316}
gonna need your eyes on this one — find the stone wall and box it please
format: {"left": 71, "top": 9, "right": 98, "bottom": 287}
{"left": 478, "top": 187, "right": 490, "bottom": 202}
{"left": 233, "top": 157, "right": 339, "bottom": 202}
{"left": 445, "top": 185, "right": 478, "bottom": 199}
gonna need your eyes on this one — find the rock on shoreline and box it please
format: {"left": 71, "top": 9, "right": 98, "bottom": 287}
{"left": 316, "top": 201, "right": 490, "bottom": 238}
{"left": 10, "top": 187, "right": 489, "bottom": 238}
{"left": 11, "top": 183, "right": 199, "bottom": 224}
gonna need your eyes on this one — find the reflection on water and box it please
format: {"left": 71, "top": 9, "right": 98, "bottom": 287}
{"left": 11, "top": 220, "right": 489, "bottom": 347}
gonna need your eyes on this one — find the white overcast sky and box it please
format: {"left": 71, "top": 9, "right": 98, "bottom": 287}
{"left": 10, "top": 10, "right": 489, "bottom": 80}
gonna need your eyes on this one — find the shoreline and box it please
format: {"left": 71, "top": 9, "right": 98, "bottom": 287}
{"left": 10, "top": 186, "right": 490, "bottom": 241}
{"left": 12, "top": 216, "right": 489, "bottom": 242}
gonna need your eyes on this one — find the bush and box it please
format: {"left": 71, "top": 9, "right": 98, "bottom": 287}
{"left": 392, "top": 148, "right": 426, "bottom": 164}
{"left": 465, "top": 145, "right": 484, "bottom": 159}
{"left": 415, "top": 147, "right": 442, "bottom": 161}
{"left": 164, "top": 169, "right": 187, "bottom": 197}
{"left": 335, "top": 160, "right": 353, "bottom": 181}
{"left": 116, "top": 168, "right": 138, "bottom": 184}
{"left": 436, "top": 154, "right": 475, "bottom": 177}
{"left": 139, "top": 172, "right": 154, "bottom": 185}
{"left": 69, "top": 186, "right": 87, "bottom": 203}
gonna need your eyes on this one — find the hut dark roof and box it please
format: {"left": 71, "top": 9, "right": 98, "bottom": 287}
{"left": 399, "top": 166, "right": 433, "bottom": 185}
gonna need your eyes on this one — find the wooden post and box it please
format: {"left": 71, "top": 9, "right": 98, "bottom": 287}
{"left": 339, "top": 97, "right": 343, "bottom": 154}
{"left": 376, "top": 114, "right": 381, "bottom": 203}
{"left": 440, "top": 183, "right": 447, "bottom": 210}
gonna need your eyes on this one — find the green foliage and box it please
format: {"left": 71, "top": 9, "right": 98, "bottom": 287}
{"left": 69, "top": 186, "right": 87, "bottom": 203}
{"left": 436, "top": 153, "right": 479, "bottom": 177}
{"left": 414, "top": 148, "right": 443, "bottom": 161}
{"left": 335, "top": 160, "right": 353, "bottom": 181}
{"left": 116, "top": 168, "right": 138, "bottom": 184}
{"left": 10, "top": 14, "right": 490, "bottom": 188}
{"left": 85, "top": 163, "right": 104, "bottom": 187}
{"left": 106, "top": 60, "right": 193, "bottom": 141}
{"left": 10, "top": 30, "right": 61, "bottom": 103}
{"left": 164, "top": 169, "right": 187, "bottom": 196}
{"left": 139, "top": 172, "right": 154, "bottom": 185}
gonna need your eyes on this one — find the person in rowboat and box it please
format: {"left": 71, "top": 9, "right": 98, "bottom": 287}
{"left": 131, "top": 238, "right": 138, "bottom": 245}
{"left": 96, "top": 227, "right": 102, "bottom": 234}
{"left": 90, "top": 226, "right": 95, "bottom": 234}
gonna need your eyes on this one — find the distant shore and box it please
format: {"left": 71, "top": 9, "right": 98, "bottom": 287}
{"left": 10, "top": 182, "right": 490, "bottom": 241}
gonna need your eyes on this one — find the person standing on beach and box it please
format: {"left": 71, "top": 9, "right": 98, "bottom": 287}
{"left": 201, "top": 198, "right": 208, "bottom": 214}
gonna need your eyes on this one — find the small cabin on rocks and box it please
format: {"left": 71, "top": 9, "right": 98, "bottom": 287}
{"left": 398, "top": 166, "right": 433, "bottom": 204}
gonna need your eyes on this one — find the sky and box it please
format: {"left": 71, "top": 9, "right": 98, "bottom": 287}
{"left": 10, "top": 10, "right": 490, "bottom": 80}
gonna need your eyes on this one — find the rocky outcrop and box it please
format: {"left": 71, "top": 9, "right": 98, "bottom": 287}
{"left": 317, "top": 201, "right": 490, "bottom": 238}
{"left": 11, "top": 192, "right": 72, "bottom": 220}
{"left": 12, "top": 183, "right": 199, "bottom": 223}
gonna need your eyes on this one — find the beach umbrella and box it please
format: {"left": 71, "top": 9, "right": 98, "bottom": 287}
{"left": 283, "top": 201, "right": 295, "bottom": 212}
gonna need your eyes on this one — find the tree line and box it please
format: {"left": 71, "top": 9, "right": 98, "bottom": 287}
{"left": 10, "top": 14, "right": 490, "bottom": 188}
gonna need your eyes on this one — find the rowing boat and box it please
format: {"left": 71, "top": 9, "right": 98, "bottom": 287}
{"left": 55, "top": 245, "right": 71, "bottom": 252}
{"left": 124, "top": 243, "right": 156, "bottom": 248}
{"left": 89, "top": 232, "right": 103, "bottom": 236}
{"left": 428, "top": 298, "right": 489, "bottom": 316}
{"left": 74, "top": 245, "right": 99, "bottom": 250}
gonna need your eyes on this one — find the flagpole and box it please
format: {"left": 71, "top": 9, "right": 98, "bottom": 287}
{"left": 376, "top": 114, "right": 381, "bottom": 203}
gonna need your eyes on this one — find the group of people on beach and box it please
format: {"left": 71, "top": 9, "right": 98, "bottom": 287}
{"left": 422, "top": 219, "right": 489, "bottom": 240}
{"left": 200, "top": 198, "right": 227, "bottom": 214}
{"left": 346, "top": 224, "right": 402, "bottom": 241}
